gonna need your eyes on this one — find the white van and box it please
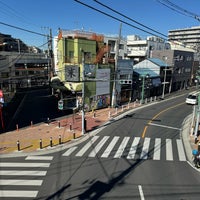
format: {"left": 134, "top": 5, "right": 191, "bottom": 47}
{"left": 185, "top": 93, "right": 198, "bottom": 105}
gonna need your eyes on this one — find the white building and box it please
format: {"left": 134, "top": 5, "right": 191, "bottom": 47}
{"left": 126, "top": 35, "right": 167, "bottom": 62}
{"left": 103, "top": 35, "right": 127, "bottom": 63}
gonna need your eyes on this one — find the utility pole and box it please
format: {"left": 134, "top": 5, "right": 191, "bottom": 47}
{"left": 111, "top": 23, "right": 122, "bottom": 107}
{"left": 81, "top": 49, "right": 85, "bottom": 135}
{"left": 48, "top": 28, "right": 55, "bottom": 79}
{"left": 161, "top": 56, "right": 168, "bottom": 99}
{"left": 48, "top": 28, "right": 55, "bottom": 95}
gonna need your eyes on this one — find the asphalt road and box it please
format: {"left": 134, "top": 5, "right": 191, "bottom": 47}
{"left": 33, "top": 93, "right": 200, "bottom": 200}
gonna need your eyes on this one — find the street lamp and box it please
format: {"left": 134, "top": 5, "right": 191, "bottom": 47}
{"left": 140, "top": 74, "right": 150, "bottom": 104}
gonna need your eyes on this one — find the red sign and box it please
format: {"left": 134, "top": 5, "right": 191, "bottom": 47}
{"left": 0, "top": 90, "right": 3, "bottom": 98}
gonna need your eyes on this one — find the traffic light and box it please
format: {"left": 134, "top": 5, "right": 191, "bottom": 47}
{"left": 119, "top": 80, "right": 132, "bottom": 84}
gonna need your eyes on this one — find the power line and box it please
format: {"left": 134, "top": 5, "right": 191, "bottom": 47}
{"left": 0, "top": 21, "right": 47, "bottom": 37}
{"left": 156, "top": 0, "right": 200, "bottom": 22}
{"left": 74, "top": 0, "right": 168, "bottom": 41}
{"left": 94, "top": 0, "right": 167, "bottom": 38}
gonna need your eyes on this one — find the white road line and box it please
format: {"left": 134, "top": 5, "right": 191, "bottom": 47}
{"left": 25, "top": 156, "right": 53, "bottom": 160}
{"left": 0, "top": 170, "right": 47, "bottom": 176}
{"left": 140, "top": 137, "right": 150, "bottom": 159}
{"left": 0, "top": 162, "right": 50, "bottom": 168}
{"left": 127, "top": 137, "right": 140, "bottom": 159}
{"left": 149, "top": 123, "right": 181, "bottom": 130}
{"left": 0, "top": 190, "right": 38, "bottom": 198}
{"left": 138, "top": 185, "right": 145, "bottom": 200}
{"left": 62, "top": 146, "right": 78, "bottom": 156}
{"left": 0, "top": 179, "right": 43, "bottom": 186}
{"left": 166, "top": 139, "right": 173, "bottom": 161}
{"left": 88, "top": 136, "right": 109, "bottom": 157}
{"left": 176, "top": 139, "right": 186, "bottom": 161}
{"left": 101, "top": 136, "right": 120, "bottom": 158}
{"left": 76, "top": 136, "right": 99, "bottom": 157}
{"left": 114, "top": 137, "right": 130, "bottom": 158}
{"left": 153, "top": 138, "right": 161, "bottom": 160}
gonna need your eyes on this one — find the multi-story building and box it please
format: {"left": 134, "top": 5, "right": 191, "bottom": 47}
{"left": 168, "top": 26, "right": 200, "bottom": 51}
{"left": 126, "top": 35, "right": 167, "bottom": 62}
{"left": 54, "top": 29, "right": 114, "bottom": 110}
{"left": 152, "top": 49, "right": 194, "bottom": 91}
{"left": 103, "top": 35, "right": 127, "bottom": 63}
{"left": 0, "top": 33, "right": 49, "bottom": 102}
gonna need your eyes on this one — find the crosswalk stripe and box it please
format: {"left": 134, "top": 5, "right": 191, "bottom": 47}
{"left": 0, "top": 162, "right": 50, "bottom": 168}
{"left": 0, "top": 190, "right": 38, "bottom": 198}
{"left": 0, "top": 170, "right": 47, "bottom": 176}
{"left": 114, "top": 137, "right": 130, "bottom": 158}
{"left": 62, "top": 146, "right": 78, "bottom": 156}
{"left": 0, "top": 179, "right": 43, "bottom": 186}
{"left": 25, "top": 156, "right": 53, "bottom": 160}
{"left": 127, "top": 137, "right": 140, "bottom": 159}
{"left": 88, "top": 136, "right": 109, "bottom": 157}
{"left": 166, "top": 139, "right": 173, "bottom": 161}
{"left": 176, "top": 139, "right": 186, "bottom": 161}
{"left": 76, "top": 136, "right": 99, "bottom": 157}
{"left": 140, "top": 137, "right": 151, "bottom": 159}
{"left": 153, "top": 138, "right": 161, "bottom": 160}
{"left": 101, "top": 136, "right": 120, "bottom": 158}
{"left": 61, "top": 136, "right": 187, "bottom": 162}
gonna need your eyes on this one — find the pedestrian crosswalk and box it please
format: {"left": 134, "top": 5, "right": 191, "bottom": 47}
{"left": 0, "top": 155, "right": 53, "bottom": 198}
{"left": 62, "top": 136, "right": 187, "bottom": 162}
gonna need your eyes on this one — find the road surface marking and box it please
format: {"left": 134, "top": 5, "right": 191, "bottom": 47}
{"left": 176, "top": 139, "right": 186, "bottom": 161}
{"left": 25, "top": 156, "right": 53, "bottom": 160}
{"left": 0, "top": 179, "right": 43, "bottom": 186}
{"left": 101, "top": 136, "right": 120, "bottom": 158}
{"left": 88, "top": 136, "right": 109, "bottom": 157}
{"left": 0, "top": 190, "right": 38, "bottom": 198}
{"left": 166, "top": 139, "right": 173, "bottom": 161}
{"left": 76, "top": 136, "right": 99, "bottom": 157}
{"left": 140, "top": 137, "right": 150, "bottom": 159}
{"left": 127, "top": 137, "right": 140, "bottom": 159}
{"left": 138, "top": 185, "right": 145, "bottom": 200}
{"left": 114, "top": 137, "right": 130, "bottom": 158}
{"left": 153, "top": 138, "right": 161, "bottom": 160}
{"left": 62, "top": 146, "right": 78, "bottom": 156}
{"left": 0, "top": 170, "right": 47, "bottom": 176}
{"left": 0, "top": 162, "right": 50, "bottom": 168}
{"left": 149, "top": 123, "right": 181, "bottom": 130}
{"left": 141, "top": 102, "right": 184, "bottom": 138}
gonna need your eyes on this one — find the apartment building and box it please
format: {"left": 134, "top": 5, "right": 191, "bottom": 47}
{"left": 168, "top": 26, "right": 200, "bottom": 51}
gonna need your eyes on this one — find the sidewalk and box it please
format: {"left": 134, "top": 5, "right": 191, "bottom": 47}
{"left": 0, "top": 102, "right": 141, "bottom": 155}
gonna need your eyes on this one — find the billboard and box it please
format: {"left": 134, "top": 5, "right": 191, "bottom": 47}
{"left": 96, "top": 69, "right": 110, "bottom": 95}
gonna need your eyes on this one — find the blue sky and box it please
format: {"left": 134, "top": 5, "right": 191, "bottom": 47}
{"left": 0, "top": 0, "right": 200, "bottom": 50}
